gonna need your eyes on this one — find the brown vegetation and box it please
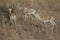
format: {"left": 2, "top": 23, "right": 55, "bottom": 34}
{"left": 0, "top": 0, "right": 60, "bottom": 40}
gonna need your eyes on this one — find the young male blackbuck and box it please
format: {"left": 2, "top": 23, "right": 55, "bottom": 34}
{"left": 8, "top": 8, "right": 16, "bottom": 27}
{"left": 24, "top": 7, "right": 36, "bottom": 21}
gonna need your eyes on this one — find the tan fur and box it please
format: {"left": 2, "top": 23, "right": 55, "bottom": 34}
{"left": 9, "top": 12, "right": 16, "bottom": 24}
{"left": 42, "top": 16, "right": 55, "bottom": 20}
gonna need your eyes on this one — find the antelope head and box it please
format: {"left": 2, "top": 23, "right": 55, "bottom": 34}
{"left": 9, "top": 8, "right": 12, "bottom": 14}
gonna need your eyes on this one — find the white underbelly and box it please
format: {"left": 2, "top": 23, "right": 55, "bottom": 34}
{"left": 10, "top": 15, "right": 16, "bottom": 20}
{"left": 44, "top": 20, "right": 50, "bottom": 22}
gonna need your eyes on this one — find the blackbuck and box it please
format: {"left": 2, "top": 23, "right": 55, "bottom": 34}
{"left": 24, "top": 7, "right": 57, "bottom": 32}
{"left": 34, "top": 13, "right": 57, "bottom": 31}
{"left": 24, "top": 7, "right": 36, "bottom": 21}
{"left": 8, "top": 8, "right": 16, "bottom": 28}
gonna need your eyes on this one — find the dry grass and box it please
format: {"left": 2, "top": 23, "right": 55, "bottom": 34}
{"left": 0, "top": 0, "right": 60, "bottom": 40}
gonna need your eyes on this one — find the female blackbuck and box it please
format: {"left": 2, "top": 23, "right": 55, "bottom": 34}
{"left": 8, "top": 8, "right": 16, "bottom": 28}
{"left": 24, "top": 7, "right": 36, "bottom": 21}
{"left": 34, "top": 13, "right": 57, "bottom": 31}
{"left": 24, "top": 7, "right": 57, "bottom": 32}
